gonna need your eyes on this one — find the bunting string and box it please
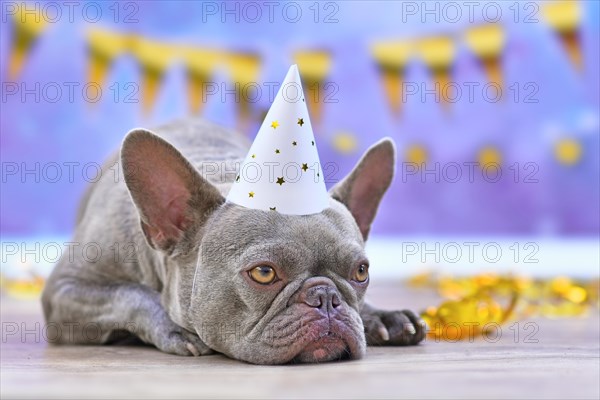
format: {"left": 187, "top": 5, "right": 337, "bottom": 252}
{"left": 6, "top": 5, "right": 584, "bottom": 120}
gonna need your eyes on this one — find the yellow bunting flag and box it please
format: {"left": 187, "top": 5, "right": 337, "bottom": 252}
{"left": 294, "top": 50, "right": 332, "bottom": 126}
{"left": 464, "top": 24, "right": 506, "bottom": 89}
{"left": 417, "top": 36, "right": 455, "bottom": 109}
{"left": 8, "top": 6, "right": 47, "bottom": 79}
{"left": 85, "top": 28, "right": 265, "bottom": 119}
{"left": 542, "top": 0, "right": 583, "bottom": 71}
{"left": 130, "top": 36, "right": 176, "bottom": 115}
{"left": 224, "top": 52, "right": 262, "bottom": 129}
{"left": 371, "top": 41, "right": 413, "bottom": 116}
{"left": 87, "top": 29, "right": 132, "bottom": 88}
{"left": 180, "top": 47, "right": 223, "bottom": 115}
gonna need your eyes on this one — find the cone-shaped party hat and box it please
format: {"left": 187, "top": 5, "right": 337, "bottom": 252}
{"left": 226, "top": 65, "right": 328, "bottom": 215}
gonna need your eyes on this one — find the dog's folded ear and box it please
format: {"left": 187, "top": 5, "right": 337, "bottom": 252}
{"left": 329, "top": 138, "right": 395, "bottom": 240}
{"left": 121, "top": 128, "right": 224, "bottom": 254}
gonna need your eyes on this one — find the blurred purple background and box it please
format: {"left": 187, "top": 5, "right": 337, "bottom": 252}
{"left": 1, "top": 0, "right": 599, "bottom": 238}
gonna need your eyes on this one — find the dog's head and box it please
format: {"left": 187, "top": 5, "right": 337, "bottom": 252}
{"left": 121, "top": 128, "right": 395, "bottom": 364}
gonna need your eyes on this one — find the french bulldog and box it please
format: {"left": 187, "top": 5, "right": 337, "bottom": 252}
{"left": 41, "top": 118, "right": 426, "bottom": 364}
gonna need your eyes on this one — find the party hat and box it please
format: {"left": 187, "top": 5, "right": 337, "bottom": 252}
{"left": 226, "top": 65, "right": 328, "bottom": 215}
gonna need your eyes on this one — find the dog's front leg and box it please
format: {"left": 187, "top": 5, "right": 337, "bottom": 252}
{"left": 41, "top": 278, "right": 213, "bottom": 356}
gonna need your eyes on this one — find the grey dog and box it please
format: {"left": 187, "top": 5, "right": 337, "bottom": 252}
{"left": 41, "top": 118, "right": 426, "bottom": 364}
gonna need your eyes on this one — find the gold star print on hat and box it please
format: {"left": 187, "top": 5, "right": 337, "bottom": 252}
{"left": 226, "top": 65, "right": 328, "bottom": 215}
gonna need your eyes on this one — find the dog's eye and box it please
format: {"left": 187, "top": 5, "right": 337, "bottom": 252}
{"left": 249, "top": 265, "right": 277, "bottom": 284}
{"left": 354, "top": 263, "right": 369, "bottom": 283}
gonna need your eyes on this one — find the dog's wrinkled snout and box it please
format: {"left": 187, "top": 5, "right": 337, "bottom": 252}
{"left": 297, "top": 279, "right": 342, "bottom": 313}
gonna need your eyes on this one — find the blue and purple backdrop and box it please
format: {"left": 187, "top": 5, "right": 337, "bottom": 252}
{"left": 1, "top": 1, "right": 599, "bottom": 277}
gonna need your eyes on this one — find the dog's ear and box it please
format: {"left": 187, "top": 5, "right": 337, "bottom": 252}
{"left": 121, "top": 128, "right": 224, "bottom": 253}
{"left": 330, "top": 138, "right": 395, "bottom": 240}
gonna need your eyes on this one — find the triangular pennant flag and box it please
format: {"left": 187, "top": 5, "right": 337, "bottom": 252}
{"left": 131, "top": 37, "right": 175, "bottom": 115}
{"left": 226, "top": 65, "right": 328, "bottom": 215}
{"left": 8, "top": 7, "right": 47, "bottom": 79}
{"left": 542, "top": 0, "right": 583, "bottom": 71}
{"left": 417, "top": 36, "right": 455, "bottom": 109}
{"left": 186, "top": 70, "right": 210, "bottom": 115}
{"left": 225, "top": 52, "right": 262, "bottom": 129}
{"left": 87, "top": 30, "right": 131, "bottom": 89}
{"left": 181, "top": 47, "right": 222, "bottom": 115}
{"left": 372, "top": 41, "right": 413, "bottom": 116}
{"left": 464, "top": 24, "right": 505, "bottom": 89}
{"left": 294, "top": 50, "right": 332, "bottom": 126}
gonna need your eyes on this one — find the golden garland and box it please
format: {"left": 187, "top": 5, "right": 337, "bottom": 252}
{"left": 407, "top": 272, "right": 599, "bottom": 341}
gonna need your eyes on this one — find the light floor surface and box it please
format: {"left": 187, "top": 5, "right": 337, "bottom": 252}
{"left": 1, "top": 283, "right": 599, "bottom": 399}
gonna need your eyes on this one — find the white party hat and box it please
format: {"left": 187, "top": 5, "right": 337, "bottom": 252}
{"left": 226, "top": 65, "right": 328, "bottom": 215}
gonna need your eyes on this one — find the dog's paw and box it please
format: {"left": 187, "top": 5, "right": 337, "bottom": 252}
{"left": 361, "top": 307, "right": 427, "bottom": 346}
{"left": 150, "top": 319, "right": 214, "bottom": 356}
{"left": 160, "top": 328, "right": 214, "bottom": 356}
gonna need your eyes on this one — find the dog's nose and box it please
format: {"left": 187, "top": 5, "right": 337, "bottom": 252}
{"left": 301, "top": 285, "right": 341, "bottom": 311}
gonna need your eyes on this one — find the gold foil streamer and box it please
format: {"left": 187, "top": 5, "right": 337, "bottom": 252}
{"left": 409, "top": 272, "right": 599, "bottom": 341}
